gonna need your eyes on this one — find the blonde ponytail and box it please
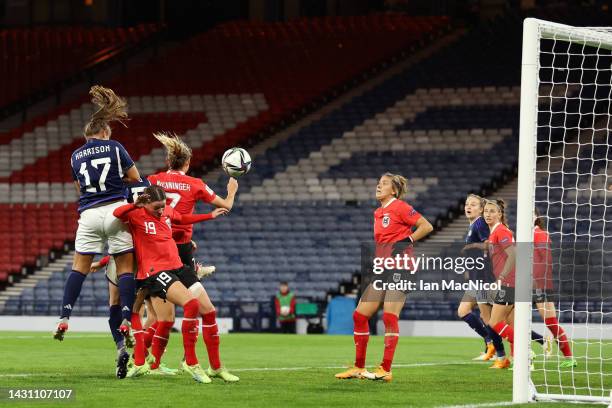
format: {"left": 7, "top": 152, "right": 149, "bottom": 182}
{"left": 153, "top": 132, "right": 192, "bottom": 170}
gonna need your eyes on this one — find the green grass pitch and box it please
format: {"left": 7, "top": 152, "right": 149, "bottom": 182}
{"left": 1, "top": 332, "right": 610, "bottom": 407}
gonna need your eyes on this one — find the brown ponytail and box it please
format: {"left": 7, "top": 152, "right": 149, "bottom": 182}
{"left": 84, "top": 85, "right": 128, "bottom": 138}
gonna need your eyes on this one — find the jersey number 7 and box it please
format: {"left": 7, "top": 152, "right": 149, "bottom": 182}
{"left": 166, "top": 192, "right": 181, "bottom": 208}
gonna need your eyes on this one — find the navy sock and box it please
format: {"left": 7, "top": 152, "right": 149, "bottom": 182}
{"left": 60, "top": 270, "right": 87, "bottom": 319}
{"left": 461, "top": 312, "right": 489, "bottom": 340}
{"left": 117, "top": 274, "right": 136, "bottom": 322}
{"left": 486, "top": 325, "right": 506, "bottom": 358}
{"left": 531, "top": 330, "right": 544, "bottom": 345}
{"left": 108, "top": 304, "right": 123, "bottom": 346}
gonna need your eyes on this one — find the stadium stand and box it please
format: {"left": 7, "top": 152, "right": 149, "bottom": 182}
{"left": 0, "top": 15, "right": 451, "bottom": 308}
{"left": 0, "top": 25, "right": 161, "bottom": 113}
{"left": 2, "top": 10, "right": 611, "bottom": 326}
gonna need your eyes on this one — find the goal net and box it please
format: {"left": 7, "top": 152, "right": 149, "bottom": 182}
{"left": 515, "top": 18, "right": 612, "bottom": 405}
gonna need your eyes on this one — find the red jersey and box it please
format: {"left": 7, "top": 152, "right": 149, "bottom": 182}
{"left": 533, "top": 226, "right": 553, "bottom": 290}
{"left": 374, "top": 198, "right": 422, "bottom": 243}
{"left": 373, "top": 198, "right": 422, "bottom": 260}
{"left": 148, "top": 171, "right": 216, "bottom": 244}
{"left": 488, "top": 223, "right": 516, "bottom": 287}
{"left": 113, "top": 204, "right": 213, "bottom": 280}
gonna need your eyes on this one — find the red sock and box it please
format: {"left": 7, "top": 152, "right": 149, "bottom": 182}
{"left": 131, "top": 312, "right": 145, "bottom": 366}
{"left": 143, "top": 321, "right": 158, "bottom": 349}
{"left": 202, "top": 310, "right": 221, "bottom": 370}
{"left": 545, "top": 317, "right": 572, "bottom": 357}
{"left": 353, "top": 311, "right": 369, "bottom": 369}
{"left": 493, "top": 321, "right": 515, "bottom": 345}
{"left": 151, "top": 321, "right": 173, "bottom": 369}
{"left": 381, "top": 313, "right": 399, "bottom": 372}
{"left": 182, "top": 299, "right": 200, "bottom": 366}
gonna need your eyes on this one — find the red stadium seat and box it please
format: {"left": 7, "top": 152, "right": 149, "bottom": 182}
{"left": 0, "top": 14, "right": 451, "bottom": 289}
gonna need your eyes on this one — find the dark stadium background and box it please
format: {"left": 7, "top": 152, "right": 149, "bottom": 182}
{"left": 0, "top": 0, "right": 610, "bottom": 334}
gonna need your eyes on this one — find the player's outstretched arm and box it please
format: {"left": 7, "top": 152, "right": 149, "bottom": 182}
{"left": 113, "top": 203, "right": 139, "bottom": 220}
{"left": 174, "top": 208, "right": 229, "bottom": 225}
{"left": 210, "top": 177, "right": 238, "bottom": 210}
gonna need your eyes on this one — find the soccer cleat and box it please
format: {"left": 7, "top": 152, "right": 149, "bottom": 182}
{"left": 119, "top": 319, "right": 134, "bottom": 349}
{"left": 543, "top": 336, "right": 554, "bottom": 357}
{"left": 116, "top": 351, "right": 130, "bottom": 379}
{"left": 206, "top": 366, "right": 240, "bottom": 382}
{"left": 149, "top": 365, "right": 178, "bottom": 376}
{"left": 335, "top": 366, "right": 366, "bottom": 380}
{"left": 473, "top": 343, "right": 496, "bottom": 361}
{"left": 181, "top": 361, "right": 212, "bottom": 384}
{"left": 489, "top": 358, "right": 511, "bottom": 369}
{"left": 53, "top": 319, "right": 69, "bottom": 341}
{"left": 472, "top": 352, "right": 487, "bottom": 361}
{"left": 484, "top": 343, "right": 496, "bottom": 360}
{"left": 196, "top": 263, "right": 216, "bottom": 279}
{"left": 559, "top": 358, "right": 577, "bottom": 368}
{"left": 362, "top": 366, "right": 392, "bottom": 382}
{"left": 126, "top": 363, "right": 150, "bottom": 378}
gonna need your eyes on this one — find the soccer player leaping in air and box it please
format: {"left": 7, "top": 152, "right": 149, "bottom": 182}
{"left": 113, "top": 185, "right": 230, "bottom": 382}
{"left": 147, "top": 132, "right": 239, "bottom": 383}
{"left": 55, "top": 86, "right": 141, "bottom": 342}
{"left": 335, "top": 173, "right": 433, "bottom": 382}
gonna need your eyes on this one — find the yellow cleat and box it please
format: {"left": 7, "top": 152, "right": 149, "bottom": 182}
{"left": 335, "top": 366, "right": 366, "bottom": 380}
{"left": 489, "top": 358, "right": 511, "bottom": 369}
{"left": 362, "top": 366, "right": 392, "bottom": 382}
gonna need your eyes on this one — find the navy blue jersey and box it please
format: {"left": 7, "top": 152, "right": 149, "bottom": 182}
{"left": 464, "top": 216, "right": 493, "bottom": 282}
{"left": 71, "top": 138, "right": 134, "bottom": 212}
{"left": 125, "top": 178, "right": 151, "bottom": 204}
{"left": 465, "top": 216, "right": 490, "bottom": 243}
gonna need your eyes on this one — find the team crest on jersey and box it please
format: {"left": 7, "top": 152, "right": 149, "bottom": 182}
{"left": 165, "top": 217, "right": 172, "bottom": 230}
{"left": 393, "top": 273, "right": 401, "bottom": 283}
{"left": 382, "top": 214, "right": 390, "bottom": 228}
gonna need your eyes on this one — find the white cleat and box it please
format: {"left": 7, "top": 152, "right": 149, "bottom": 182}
{"left": 196, "top": 263, "right": 216, "bottom": 279}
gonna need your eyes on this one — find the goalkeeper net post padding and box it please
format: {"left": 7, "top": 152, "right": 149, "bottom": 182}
{"left": 516, "top": 17, "right": 612, "bottom": 405}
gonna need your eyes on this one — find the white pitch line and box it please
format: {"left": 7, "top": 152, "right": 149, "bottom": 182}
{"left": 0, "top": 361, "right": 476, "bottom": 377}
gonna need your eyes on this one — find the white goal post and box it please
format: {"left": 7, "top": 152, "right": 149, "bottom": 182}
{"left": 516, "top": 18, "right": 612, "bottom": 405}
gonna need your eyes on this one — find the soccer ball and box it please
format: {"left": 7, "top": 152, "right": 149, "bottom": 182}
{"left": 222, "top": 147, "right": 252, "bottom": 178}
